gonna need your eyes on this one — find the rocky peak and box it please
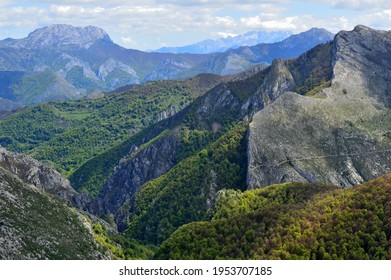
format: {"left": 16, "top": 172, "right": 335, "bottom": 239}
{"left": 0, "top": 147, "right": 78, "bottom": 204}
{"left": 281, "top": 28, "right": 334, "bottom": 48}
{"left": 247, "top": 25, "right": 391, "bottom": 189}
{"left": 332, "top": 25, "right": 391, "bottom": 105}
{"left": 2, "top": 24, "right": 112, "bottom": 49}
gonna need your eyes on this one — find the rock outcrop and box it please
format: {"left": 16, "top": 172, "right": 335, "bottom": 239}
{"left": 0, "top": 147, "right": 78, "bottom": 204}
{"left": 247, "top": 26, "right": 391, "bottom": 189}
{"left": 0, "top": 148, "right": 108, "bottom": 259}
{"left": 92, "top": 131, "right": 181, "bottom": 229}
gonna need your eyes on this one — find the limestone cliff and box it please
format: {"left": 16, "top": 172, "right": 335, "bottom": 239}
{"left": 247, "top": 26, "right": 391, "bottom": 188}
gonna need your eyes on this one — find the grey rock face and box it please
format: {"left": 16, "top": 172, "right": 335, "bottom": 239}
{"left": 92, "top": 131, "right": 180, "bottom": 229}
{"left": 98, "top": 58, "right": 139, "bottom": 86}
{"left": 332, "top": 25, "right": 391, "bottom": 106}
{"left": 1, "top": 24, "right": 112, "bottom": 49}
{"left": 241, "top": 59, "right": 296, "bottom": 116}
{"left": 153, "top": 105, "right": 178, "bottom": 122}
{"left": 0, "top": 147, "right": 77, "bottom": 205}
{"left": 247, "top": 26, "right": 391, "bottom": 189}
{"left": 0, "top": 165, "right": 107, "bottom": 260}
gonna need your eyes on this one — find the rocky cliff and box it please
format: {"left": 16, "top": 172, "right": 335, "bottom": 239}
{"left": 0, "top": 147, "right": 78, "bottom": 204}
{"left": 247, "top": 25, "right": 391, "bottom": 188}
{"left": 92, "top": 130, "right": 181, "bottom": 229}
{"left": 0, "top": 147, "right": 109, "bottom": 259}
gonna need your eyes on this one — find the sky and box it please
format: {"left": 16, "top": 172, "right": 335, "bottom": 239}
{"left": 0, "top": 0, "right": 390, "bottom": 50}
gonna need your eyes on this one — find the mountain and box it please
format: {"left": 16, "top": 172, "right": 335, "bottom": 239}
{"left": 76, "top": 25, "right": 390, "bottom": 246}
{"left": 155, "top": 30, "right": 292, "bottom": 54}
{"left": 0, "top": 24, "right": 209, "bottom": 108}
{"left": 0, "top": 24, "right": 332, "bottom": 109}
{"left": 2, "top": 25, "right": 389, "bottom": 260}
{"left": 247, "top": 25, "right": 391, "bottom": 188}
{"left": 193, "top": 28, "right": 335, "bottom": 75}
{"left": 0, "top": 24, "right": 112, "bottom": 49}
{"left": 0, "top": 147, "right": 156, "bottom": 259}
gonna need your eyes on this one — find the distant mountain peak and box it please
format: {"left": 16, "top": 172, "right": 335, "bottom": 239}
{"left": 155, "top": 30, "right": 293, "bottom": 54}
{"left": 279, "top": 28, "right": 334, "bottom": 49}
{"left": 2, "top": 24, "right": 112, "bottom": 49}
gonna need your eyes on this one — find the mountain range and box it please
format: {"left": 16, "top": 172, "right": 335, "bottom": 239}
{"left": 155, "top": 30, "right": 292, "bottom": 54}
{"left": 1, "top": 25, "right": 391, "bottom": 260}
{"left": 0, "top": 24, "right": 333, "bottom": 109}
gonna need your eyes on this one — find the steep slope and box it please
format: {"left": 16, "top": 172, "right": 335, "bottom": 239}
{"left": 0, "top": 147, "right": 157, "bottom": 260}
{"left": 156, "top": 173, "right": 391, "bottom": 260}
{"left": 0, "top": 148, "right": 108, "bottom": 259}
{"left": 247, "top": 25, "right": 391, "bottom": 189}
{"left": 0, "top": 147, "right": 78, "bottom": 205}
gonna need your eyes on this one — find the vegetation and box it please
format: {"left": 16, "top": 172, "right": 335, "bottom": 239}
{"left": 0, "top": 77, "right": 222, "bottom": 183}
{"left": 156, "top": 174, "right": 391, "bottom": 259}
{"left": 125, "top": 122, "right": 248, "bottom": 245}
{"left": 5, "top": 37, "right": 389, "bottom": 261}
{"left": 69, "top": 123, "right": 172, "bottom": 196}
{"left": 0, "top": 167, "right": 104, "bottom": 259}
{"left": 285, "top": 42, "right": 333, "bottom": 96}
{"left": 91, "top": 222, "right": 156, "bottom": 260}
{"left": 228, "top": 68, "right": 270, "bottom": 102}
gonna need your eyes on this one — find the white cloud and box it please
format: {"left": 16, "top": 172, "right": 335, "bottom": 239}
{"left": 215, "top": 16, "right": 236, "bottom": 27}
{"left": 240, "top": 15, "right": 304, "bottom": 31}
{"left": 121, "top": 36, "right": 133, "bottom": 45}
{"left": 0, "top": 1, "right": 390, "bottom": 50}
{"left": 212, "top": 31, "right": 238, "bottom": 39}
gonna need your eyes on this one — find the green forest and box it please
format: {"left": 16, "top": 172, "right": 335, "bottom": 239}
{"left": 156, "top": 175, "right": 391, "bottom": 259}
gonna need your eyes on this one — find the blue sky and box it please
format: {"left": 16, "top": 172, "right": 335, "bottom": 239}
{"left": 0, "top": 1, "right": 390, "bottom": 50}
